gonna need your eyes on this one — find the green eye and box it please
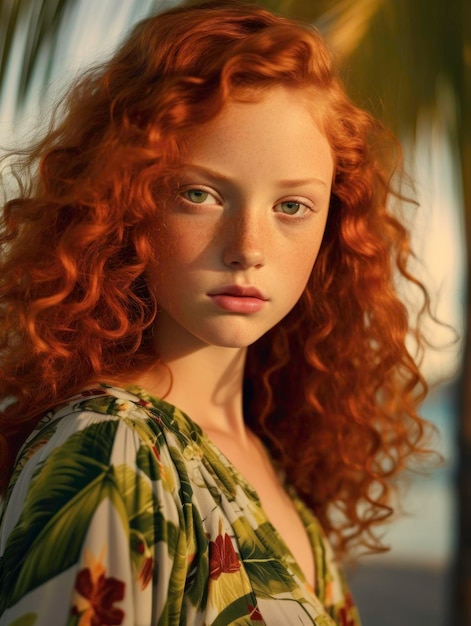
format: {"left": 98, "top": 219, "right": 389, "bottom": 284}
{"left": 279, "top": 201, "right": 301, "bottom": 215}
{"left": 185, "top": 189, "right": 210, "bottom": 203}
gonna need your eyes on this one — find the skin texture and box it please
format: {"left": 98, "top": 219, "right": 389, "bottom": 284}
{"left": 143, "top": 86, "right": 334, "bottom": 430}
{"left": 151, "top": 87, "right": 334, "bottom": 356}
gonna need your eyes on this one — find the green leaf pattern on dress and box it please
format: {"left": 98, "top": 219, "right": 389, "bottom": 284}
{"left": 0, "top": 385, "right": 361, "bottom": 626}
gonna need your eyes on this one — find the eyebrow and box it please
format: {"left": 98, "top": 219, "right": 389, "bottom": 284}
{"left": 276, "top": 178, "right": 328, "bottom": 189}
{"left": 180, "top": 164, "right": 328, "bottom": 189}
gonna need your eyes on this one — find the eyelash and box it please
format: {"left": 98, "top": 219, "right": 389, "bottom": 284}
{"left": 273, "top": 199, "right": 313, "bottom": 219}
{"left": 179, "top": 186, "right": 220, "bottom": 206}
{"left": 178, "top": 186, "right": 314, "bottom": 219}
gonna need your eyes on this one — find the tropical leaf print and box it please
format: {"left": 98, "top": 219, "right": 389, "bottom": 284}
{"left": 205, "top": 527, "right": 257, "bottom": 621}
{"left": 6, "top": 614, "right": 37, "bottom": 626}
{"left": 0, "top": 419, "right": 158, "bottom": 612}
{"left": 210, "top": 594, "right": 265, "bottom": 626}
{"left": 1, "top": 416, "right": 60, "bottom": 524}
{"left": 0, "top": 386, "right": 362, "bottom": 626}
{"left": 232, "top": 517, "right": 300, "bottom": 597}
{"left": 314, "top": 615, "right": 337, "bottom": 626}
{"left": 156, "top": 527, "right": 190, "bottom": 626}
{"left": 136, "top": 435, "right": 164, "bottom": 482}
{"left": 185, "top": 505, "right": 209, "bottom": 607}
{"left": 118, "top": 452, "right": 175, "bottom": 590}
{"left": 114, "top": 463, "right": 156, "bottom": 551}
{"left": 200, "top": 444, "right": 239, "bottom": 502}
{"left": 0, "top": 421, "right": 124, "bottom": 611}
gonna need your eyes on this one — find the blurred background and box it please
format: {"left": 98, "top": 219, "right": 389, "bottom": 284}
{"left": 0, "top": 0, "right": 468, "bottom": 624}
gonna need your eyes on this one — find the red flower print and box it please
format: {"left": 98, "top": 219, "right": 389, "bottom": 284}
{"left": 136, "top": 398, "right": 152, "bottom": 408}
{"left": 72, "top": 549, "right": 125, "bottom": 626}
{"left": 248, "top": 604, "right": 264, "bottom": 621}
{"left": 130, "top": 532, "right": 154, "bottom": 590}
{"left": 79, "top": 389, "right": 107, "bottom": 397}
{"left": 209, "top": 533, "right": 241, "bottom": 580}
{"left": 337, "top": 593, "right": 356, "bottom": 626}
{"left": 138, "top": 555, "right": 154, "bottom": 590}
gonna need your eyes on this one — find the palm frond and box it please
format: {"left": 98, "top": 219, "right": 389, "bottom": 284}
{"left": 0, "top": 0, "right": 74, "bottom": 108}
{"left": 315, "top": 0, "right": 383, "bottom": 58}
{"left": 334, "top": 0, "right": 462, "bottom": 137}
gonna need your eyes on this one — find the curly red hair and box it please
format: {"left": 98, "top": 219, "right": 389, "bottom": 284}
{"left": 0, "top": 0, "right": 433, "bottom": 555}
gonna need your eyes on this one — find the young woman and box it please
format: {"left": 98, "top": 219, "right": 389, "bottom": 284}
{"left": 0, "top": 1, "right": 434, "bottom": 624}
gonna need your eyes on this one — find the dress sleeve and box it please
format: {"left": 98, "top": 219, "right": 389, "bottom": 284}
{"left": 0, "top": 404, "right": 185, "bottom": 626}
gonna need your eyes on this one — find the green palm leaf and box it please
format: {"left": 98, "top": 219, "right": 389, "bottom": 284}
{"left": 0, "top": 0, "right": 73, "bottom": 107}
{"left": 232, "top": 516, "right": 300, "bottom": 596}
{"left": 7, "top": 614, "right": 37, "bottom": 626}
{"left": 185, "top": 504, "right": 209, "bottom": 605}
{"left": 0, "top": 421, "right": 122, "bottom": 609}
{"left": 0, "top": 420, "right": 157, "bottom": 611}
{"left": 210, "top": 594, "right": 262, "bottom": 626}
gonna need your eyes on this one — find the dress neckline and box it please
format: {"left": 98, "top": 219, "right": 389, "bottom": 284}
{"left": 123, "top": 383, "right": 319, "bottom": 592}
{"left": 50, "top": 382, "right": 323, "bottom": 596}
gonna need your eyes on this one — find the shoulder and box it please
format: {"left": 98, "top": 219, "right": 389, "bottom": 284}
{"left": 0, "top": 385, "right": 190, "bottom": 620}
{"left": 1, "top": 385, "right": 194, "bottom": 531}
{"left": 14, "top": 384, "right": 189, "bottom": 466}
{"left": 8, "top": 386, "right": 158, "bottom": 487}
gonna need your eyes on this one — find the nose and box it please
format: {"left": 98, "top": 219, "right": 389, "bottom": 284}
{"left": 222, "top": 208, "right": 265, "bottom": 270}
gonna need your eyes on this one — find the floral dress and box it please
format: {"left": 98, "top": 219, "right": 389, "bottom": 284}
{"left": 0, "top": 384, "right": 361, "bottom": 626}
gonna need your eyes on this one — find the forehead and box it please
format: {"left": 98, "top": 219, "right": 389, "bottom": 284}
{"left": 183, "top": 86, "right": 334, "bottom": 183}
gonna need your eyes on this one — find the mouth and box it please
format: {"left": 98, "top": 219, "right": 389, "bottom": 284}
{"left": 208, "top": 285, "right": 267, "bottom": 300}
{"left": 207, "top": 285, "right": 268, "bottom": 313}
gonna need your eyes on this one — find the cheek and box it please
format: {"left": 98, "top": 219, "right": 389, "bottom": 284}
{"left": 281, "top": 230, "right": 325, "bottom": 299}
{"left": 150, "top": 218, "right": 216, "bottom": 307}
{"left": 151, "top": 240, "right": 192, "bottom": 292}
{"left": 294, "top": 227, "right": 326, "bottom": 274}
{"left": 157, "top": 217, "right": 218, "bottom": 267}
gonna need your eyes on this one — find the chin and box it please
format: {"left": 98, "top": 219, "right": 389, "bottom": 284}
{"left": 198, "top": 326, "right": 269, "bottom": 349}
{"left": 204, "top": 336, "right": 260, "bottom": 350}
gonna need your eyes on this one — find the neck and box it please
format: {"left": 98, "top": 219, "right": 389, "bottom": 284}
{"left": 135, "top": 344, "right": 248, "bottom": 439}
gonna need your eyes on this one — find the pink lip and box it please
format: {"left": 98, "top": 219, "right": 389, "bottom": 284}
{"left": 208, "top": 285, "right": 268, "bottom": 313}
{"left": 208, "top": 285, "right": 267, "bottom": 299}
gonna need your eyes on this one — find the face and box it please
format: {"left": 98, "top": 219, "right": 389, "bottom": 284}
{"left": 150, "top": 86, "right": 334, "bottom": 354}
